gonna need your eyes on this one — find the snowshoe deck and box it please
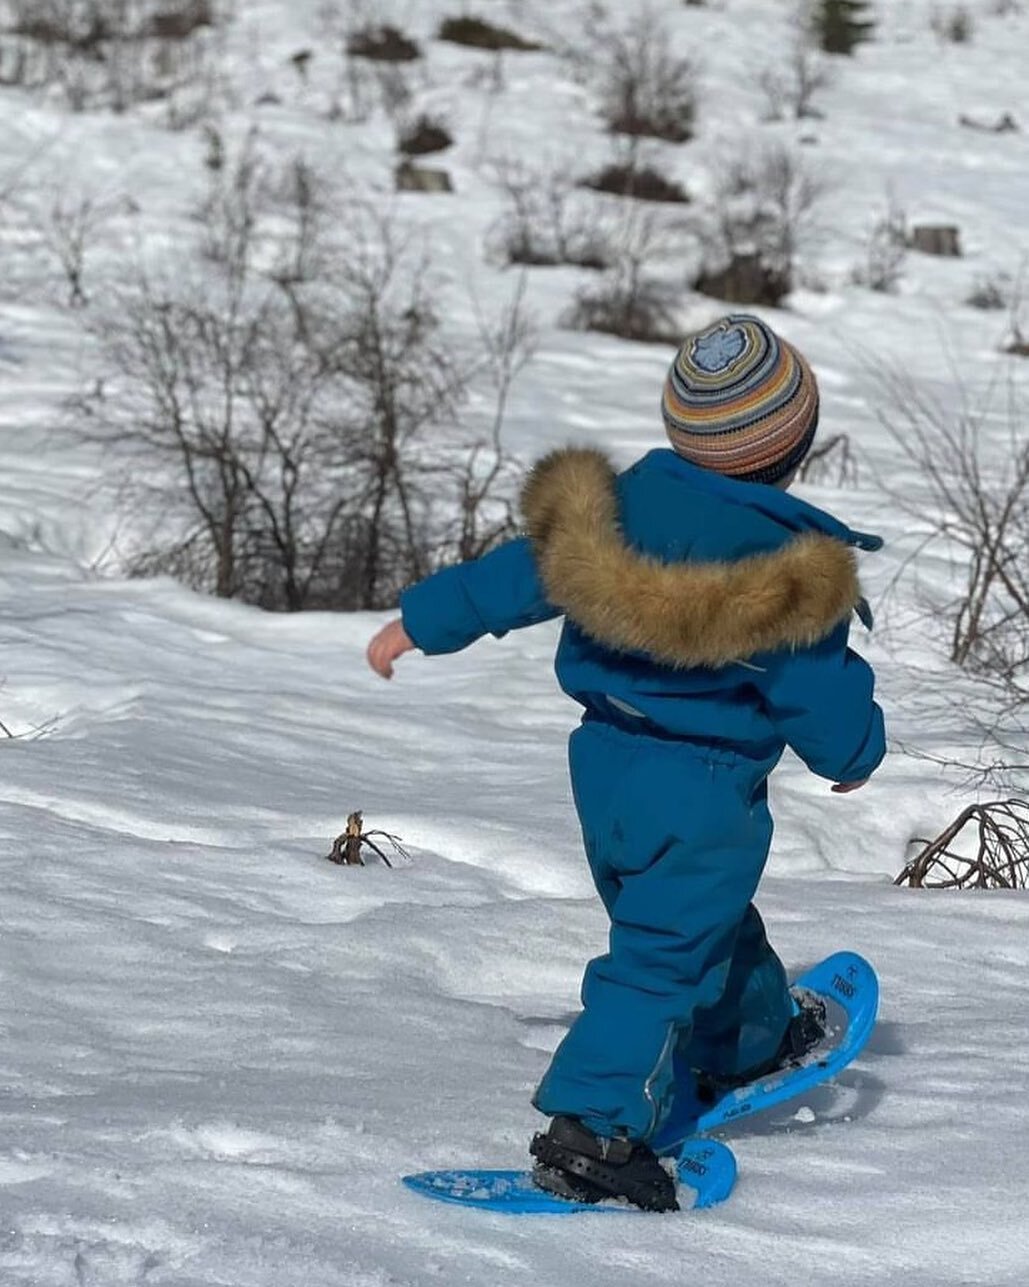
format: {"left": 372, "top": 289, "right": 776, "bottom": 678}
{"left": 653, "top": 950, "right": 879, "bottom": 1155}
{"left": 402, "top": 1136, "right": 736, "bottom": 1214}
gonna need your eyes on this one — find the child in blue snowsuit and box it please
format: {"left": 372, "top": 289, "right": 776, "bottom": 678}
{"left": 367, "top": 314, "right": 886, "bottom": 1211}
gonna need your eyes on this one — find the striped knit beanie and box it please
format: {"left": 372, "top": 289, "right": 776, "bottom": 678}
{"left": 661, "top": 314, "right": 819, "bottom": 484}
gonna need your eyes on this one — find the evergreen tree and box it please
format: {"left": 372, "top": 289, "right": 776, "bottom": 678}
{"left": 810, "top": 0, "right": 876, "bottom": 56}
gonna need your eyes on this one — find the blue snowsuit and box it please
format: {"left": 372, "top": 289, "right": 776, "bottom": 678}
{"left": 400, "top": 447, "right": 886, "bottom": 1142}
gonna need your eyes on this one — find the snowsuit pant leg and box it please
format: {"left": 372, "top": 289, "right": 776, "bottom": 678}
{"left": 687, "top": 900, "right": 793, "bottom": 1081}
{"left": 533, "top": 720, "right": 791, "bottom": 1141}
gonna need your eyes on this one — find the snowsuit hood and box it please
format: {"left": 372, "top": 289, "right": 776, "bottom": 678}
{"left": 521, "top": 447, "right": 868, "bottom": 670}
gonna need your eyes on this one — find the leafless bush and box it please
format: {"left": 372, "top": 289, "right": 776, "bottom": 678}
{"left": 798, "top": 432, "right": 857, "bottom": 486}
{"left": 450, "top": 273, "right": 535, "bottom": 563}
{"left": 697, "top": 144, "right": 826, "bottom": 304}
{"left": 40, "top": 191, "right": 115, "bottom": 307}
{"left": 573, "top": 5, "right": 699, "bottom": 142}
{"left": 75, "top": 148, "right": 531, "bottom": 611}
{"left": 895, "top": 799, "right": 1029, "bottom": 889}
{"left": 852, "top": 197, "right": 907, "bottom": 292}
{"left": 877, "top": 371, "right": 1029, "bottom": 687}
{"left": 488, "top": 159, "right": 611, "bottom": 269}
{"left": 565, "top": 209, "right": 683, "bottom": 343}
{"left": 875, "top": 366, "right": 1029, "bottom": 789}
{"left": 0, "top": 0, "right": 227, "bottom": 111}
{"left": 965, "top": 274, "right": 1009, "bottom": 310}
{"left": 759, "top": 35, "right": 831, "bottom": 121}
{"left": 314, "top": 3, "right": 414, "bottom": 123}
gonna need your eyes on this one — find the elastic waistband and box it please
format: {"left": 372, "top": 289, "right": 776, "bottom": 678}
{"left": 578, "top": 710, "right": 742, "bottom": 767}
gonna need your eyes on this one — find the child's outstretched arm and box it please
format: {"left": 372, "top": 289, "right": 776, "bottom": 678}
{"left": 366, "top": 536, "right": 560, "bottom": 679}
{"left": 752, "top": 620, "right": 885, "bottom": 791}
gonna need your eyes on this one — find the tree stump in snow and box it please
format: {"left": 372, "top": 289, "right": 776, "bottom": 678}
{"left": 909, "top": 224, "right": 962, "bottom": 257}
{"left": 395, "top": 162, "right": 453, "bottom": 194}
{"left": 325, "top": 813, "right": 407, "bottom": 868}
{"left": 326, "top": 811, "right": 367, "bottom": 865}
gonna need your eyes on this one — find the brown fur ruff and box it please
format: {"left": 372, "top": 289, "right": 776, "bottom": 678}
{"left": 521, "top": 447, "right": 863, "bottom": 669}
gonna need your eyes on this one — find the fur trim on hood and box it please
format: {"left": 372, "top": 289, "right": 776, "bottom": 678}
{"left": 521, "top": 447, "right": 863, "bottom": 669}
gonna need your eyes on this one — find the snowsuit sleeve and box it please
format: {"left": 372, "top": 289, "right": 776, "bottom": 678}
{"left": 399, "top": 536, "right": 561, "bottom": 656}
{"left": 752, "top": 621, "right": 886, "bottom": 784}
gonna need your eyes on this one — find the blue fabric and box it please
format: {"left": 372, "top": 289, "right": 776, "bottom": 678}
{"left": 532, "top": 720, "right": 791, "bottom": 1140}
{"left": 399, "top": 448, "right": 887, "bottom": 1140}
{"left": 400, "top": 449, "right": 886, "bottom": 786}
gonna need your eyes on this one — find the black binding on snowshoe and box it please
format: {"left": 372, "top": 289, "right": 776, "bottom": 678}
{"left": 529, "top": 1116, "right": 679, "bottom": 1212}
{"left": 696, "top": 989, "right": 828, "bottom": 1103}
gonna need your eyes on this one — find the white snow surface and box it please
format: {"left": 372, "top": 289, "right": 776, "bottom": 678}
{"left": 2, "top": 1, "right": 1029, "bottom": 1283}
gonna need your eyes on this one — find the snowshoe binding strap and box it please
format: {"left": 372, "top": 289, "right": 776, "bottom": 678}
{"left": 529, "top": 1116, "right": 680, "bottom": 1213}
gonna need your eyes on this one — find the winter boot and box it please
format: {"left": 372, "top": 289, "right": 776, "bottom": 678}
{"left": 529, "top": 1115, "right": 680, "bottom": 1212}
{"left": 696, "top": 988, "right": 827, "bottom": 1104}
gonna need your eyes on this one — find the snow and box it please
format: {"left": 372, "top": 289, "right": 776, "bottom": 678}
{"left": 2, "top": 0, "right": 1029, "bottom": 1283}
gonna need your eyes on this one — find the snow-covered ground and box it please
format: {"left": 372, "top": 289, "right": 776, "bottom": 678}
{"left": 1, "top": 2, "right": 1028, "bottom": 1283}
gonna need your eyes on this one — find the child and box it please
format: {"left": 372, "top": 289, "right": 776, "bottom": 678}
{"left": 366, "top": 313, "right": 885, "bottom": 1212}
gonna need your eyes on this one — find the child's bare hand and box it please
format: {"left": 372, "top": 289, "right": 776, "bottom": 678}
{"left": 831, "top": 779, "right": 868, "bottom": 794}
{"left": 367, "top": 618, "right": 415, "bottom": 679}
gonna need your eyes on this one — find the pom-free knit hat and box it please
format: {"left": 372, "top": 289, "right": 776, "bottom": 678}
{"left": 661, "top": 314, "right": 819, "bottom": 484}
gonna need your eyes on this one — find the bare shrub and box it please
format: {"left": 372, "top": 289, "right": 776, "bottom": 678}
{"left": 76, "top": 149, "right": 530, "bottom": 611}
{"left": 759, "top": 35, "right": 831, "bottom": 121}
{"left": 877, "top": 372, "right": 1029, "bottom": 685}
{"left": 0, "top": 0, "right": 228, "bottom": 111}
{"left": 965, "top": 274, "right": 1009, "bottom": 310}
{"left": 315, "top": 5, "right": 415, "bottom": 124}
{"left": 40, "top": 191, "right": 114, "bottom": 307}
{"left": 573, "top": 6, "right": 699, "bottom": 142}
{"left": 450, "top": 273, "right": 535, "bottom": 562}
{"left": 798, "top": 432, "right": 857, "bottom": 486}
{"left": 874, "top": 367, "right": 1029, "bottom": 789}
{"left": 697, "top": 144, "right": 825, "bottom": 304}
{"left": 895, "top": 799, "right": 1029, "bottom": 889}
{"left": 852, "top": 197, "right": 907, "bottom": 292}
{"left": 488, "top": 159, "right": 611, "bottom": 269}
{"left": 565, "top": 210, "right": 683, "bottom": 344}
